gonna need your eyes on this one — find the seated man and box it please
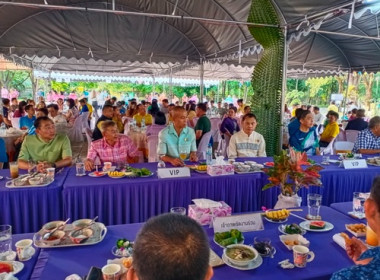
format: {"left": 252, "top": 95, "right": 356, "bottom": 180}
{"left": 194, "top": 103, "right": 211, "bottom": 147}
{"left": 127, "top": 213, "right": 213, "bottom": 280}
{"left": 133, "top": 104, "right": 153, "bottom": 127}
{"left": 18, "top": 116, "right": 72, "bottom": 172}
{"left": 84, "top": 120, "right": 139, "bottom": 170}
{"left": 47, "top": 104, "right": 67, "bottom": 125}
{"left": 228, "top": 113, "right": 266, "bottom": 158}
{"left": 19, "top": 105, "right": 36, "bottom": 130}
{"left": 345, "top": 109, "right": 368, "bottom": 131}
{"left": 158, "top": 106, "right": 197, "bottom": 167}
{"left": 92, "top": 105, "right": 114, "bottom": 141}
{"left": 352, "top": 116, "right": 380, "bottom": 155}
{"left": 319, "top": 111, "right": 340, "bottom": 147}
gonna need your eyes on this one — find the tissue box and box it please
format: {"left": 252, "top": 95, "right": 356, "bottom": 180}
{"left": 188, "top": 201, "right": 232, "bottom": 225}
{"left": 207, "top": 164, "right": 234, "bottom": 176}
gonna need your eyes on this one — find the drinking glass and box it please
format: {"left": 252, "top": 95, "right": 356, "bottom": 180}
{"left": 9, "top": 162, "right": 19, "bottom": 179}
{"left": 321, "top": 156, "right": 330, "bottom": 165}
{"left": 307, "top": 193, "right": 322, "bottom": 220}
{"left": 170, "top": 207, "right": 186, "bottom": 215}
{"left": 76, "top": 162, "right": 86, "bottom": 176}
{"left": 179, "top": 146, "right": 188, "bottom": 161}
{"left": 0, "top": 225, "right": 12, "bottom": 261}
{"left": 352, "top": 192, "right": 368, "bottom": 218}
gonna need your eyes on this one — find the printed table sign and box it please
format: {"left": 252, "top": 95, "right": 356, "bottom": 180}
{"left": 343, "top": 159, "right": 368, "bottom": 169}
{"left": 157, "top": 167, "right": 191, "bottom": 178}
{"left": 213, "top": 213, "right": 264, "bottom": 233}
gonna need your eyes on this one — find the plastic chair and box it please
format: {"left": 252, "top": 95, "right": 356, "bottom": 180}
{"left": 85, "top": 128, "right": 93, "bottom": 152}
{"left": 147, "top": 135, "right": 159, "bottom": 162}
{"left": 81, "top": 112, "right": 90, "bottom": 132}
{"left": 334, "top": 141, "right": 354, "bottom": 154}
{"left": 336, "top": 128, "right": 346, "bottom": 142}
{"left": 10, "top": 118, "right": 20, "bottom": 129}
{"left": 345, "top": 130, "right": 360, "bottom": 143}
{"left": 196, "top": 131, "right": 212, "bottom": 160}
{"left": 320, "top": 138, "right": 336, "bottom": 155}
{"left": 68, "top": 116, "right": 84, "bottom": 143}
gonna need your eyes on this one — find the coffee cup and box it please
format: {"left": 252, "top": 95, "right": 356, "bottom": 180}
{"left": 103, "top": 162, "right": 112, "bottom": 172}
{"left": 293, "top": 245, "right": 314, "bottom": 268}
{"left": 101, "top": 264, "right": 121, "bottom": 280}
{"left": 15, "top": 239, "right": 34, "bottom": 261}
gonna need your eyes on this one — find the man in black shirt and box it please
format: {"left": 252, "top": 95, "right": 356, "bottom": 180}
{"left": 92, "top": 105, "right": 114, "bottom": 141}
{"left": 345, "top": 109, "right": 368, "bottom": 131}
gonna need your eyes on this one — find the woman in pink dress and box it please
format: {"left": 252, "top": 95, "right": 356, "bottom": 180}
{"left": 65, "top": 98, "right": 79, "bottom": 127}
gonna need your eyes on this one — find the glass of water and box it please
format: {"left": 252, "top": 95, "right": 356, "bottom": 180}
{"left": 307, "top": 193, "right": 322, "bottom": 220}
{"left": 76, "top": 162, "right": 86, "bottom": 176}
{"left": 170, "top": 207, "right": 186, "bottom": 216}
{"left": 0, "top": 225, "right": 12, "bottom": 261}
{"left": 353, "top": 192, "right": 368, "bottom": 218}
{"left": 321, "top": 156, "right": 330, "bottom": 165}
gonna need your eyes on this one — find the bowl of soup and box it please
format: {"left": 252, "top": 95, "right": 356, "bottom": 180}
{"left": 223, "top": 244, "right": 258, "bottom": 267}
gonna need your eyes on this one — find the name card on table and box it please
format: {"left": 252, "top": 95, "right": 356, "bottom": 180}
{"left": 213, "top": 213, "right": 264, "bottom": 233}
{"left": 157, "top": 167, "right": 190, "bottom": 179}
{"left": 343, "top": 159, "right": 368, "bottom": 169}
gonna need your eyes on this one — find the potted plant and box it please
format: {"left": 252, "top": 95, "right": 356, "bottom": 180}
{"left": 262, "top": 148, "right": 323, "bottom": 209}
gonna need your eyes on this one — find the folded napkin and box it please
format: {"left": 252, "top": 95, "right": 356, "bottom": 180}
{"left": 333, "top": 233, "right": 346, "bottom": 250}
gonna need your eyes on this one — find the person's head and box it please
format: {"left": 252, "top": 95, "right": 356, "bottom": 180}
{"left": 292, "top": 103, "right": 299, "bottom": 109}
{"left": 210, "top": 100, "right": 215, "bottom": 106}
{"left": 137, "top": 104, "right": 146, "bottom": 115}
{"left": 111, "top": 96, "right": 117, "bottom": 104}
{"left": 66, "top": 98, "right": 75, "bottom": 109}
{"left": 242, "top": 113, "right": 258, "bottom": 135}
{"left": 328, "top": 111, "right": 339, "bottom": 123}
{"left": 35, "top": 117, "right": 56, "bottom": 141}
{"left": 365, "top": 177, "right": 380, "bottom": 236}
{"left": 172, "top": 106, "right": 187, "bottom": 129}
{"left": 79, "top": 99, "right": 86, "bottom": 106}
{"left": 307, "top": 105, "right": 312, "bottom": 111}
{"left": 223, "top": 102, "right": 228, "bottom": 108}
{"left": 356, "top": 109, "right": 365, "bottom": 118}
{"left": 369, "top": 116, "right": 380, "bottom": 137}
{"left": 295, "top": 108, "right": 304, "bottom": 120}
{"left": 228, "top": 103, "right": 234, "bottom": 109}
{"left": 113, "top": 106, "right": 121, "bottom": 117}
{"left": 301, "top": 104, "right": 307, "bottom": 110}
{"left": 129, "top": 101, "right": 137, "bottom": 110}
{"left": 243, "top": 105, "right": 251, "bottom": 114}
{"left": 228, "top": 107, "right": 237, "bottom": 118}
{"left": 47, "top": 104, "right": 59, "bottom": 117}
{"left": 129, "top": 213, "right": 213, "bottom": 280}
{"left": 25, "top": 105, "right": 35, "bottom": 116}
{"left": 189, "top": 103, "right": 196, "bottom": 112}
{"left": 154, "top": 111, "right": 166, "bottom": 125}
{"left": 18, "top": 101, "right": 27, "bottom": 114}
{"left": 100, "top": 120, "right": 119, "bottom": 142}
{"left": 162, "top": 99, "right": 169, "bottom": 108}
{"left": 196, "top": 103, "right": 207, "bottom": 117}
{"left": 2, "top": 98, "right": 10, "bottom": 107}
{"left": 217, "top": 101, "right": 222, "bottom": 108}
{"left": 37, "top": 101, "right": 46, "bottom": 109}
{"left": 313, "top": 106, "right": 320, "bottom": 114}
{"left": 57, "top": 98, "right": 63, "bottom": 105}
{"left": 299, "top": 110, "right": 314, "bottom": 129}
{"left": 102, "top": 105, "right": 114, "bottom": 119}
{"left": 331, "top": 100, "right": 336, "bottom": 105}
{"left": 11, "top": 98, "right": 17, "bottom": 105}
{"left": 36, "top": 108, "right": 48, "bottom": 118}
{"left": 237, "top": 99, "right": 243, "bottom": 106}
{"left": 351, "top": 108, "right": 357, "bottom": 116}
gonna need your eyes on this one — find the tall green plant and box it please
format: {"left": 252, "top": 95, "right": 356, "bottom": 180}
{"left": 248, "top": 0, "right": 284, "bottom": 156}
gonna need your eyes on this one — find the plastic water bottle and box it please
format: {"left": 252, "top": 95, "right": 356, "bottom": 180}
{"left": 0, "top": 122, "right": 6, "bottom": 136}
{"left": 206, "top": 144, "right": 213, "bottom": 165}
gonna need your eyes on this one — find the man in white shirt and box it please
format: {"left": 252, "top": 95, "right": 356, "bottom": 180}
{"left": 47, "top": 104, "right": 67, "bottom": 124}
{"left": 228, "top": 113, "right": 266, "bottom": 158}
{"left": 313, "top": 106, "right": 324, "bottom": 126}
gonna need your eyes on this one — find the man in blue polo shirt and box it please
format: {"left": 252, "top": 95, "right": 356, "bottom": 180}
{"left": 19, "top": 105, "right": 36, "bottom": 130}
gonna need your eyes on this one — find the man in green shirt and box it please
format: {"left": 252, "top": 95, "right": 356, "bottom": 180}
{"left": 18, "top": 116, "right": 72, "bottom": 172}
{"left": 194, "top": 103, "right": 211, "bottom": 147}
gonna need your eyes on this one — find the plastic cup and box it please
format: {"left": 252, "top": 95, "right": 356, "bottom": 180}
{"left": 9, "top": 162, "right": 19, "bottom": 179}
{"left": 170, "top": 207, "right": 186, "bottom": 215}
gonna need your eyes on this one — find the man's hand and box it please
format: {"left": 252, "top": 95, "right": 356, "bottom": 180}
{"left": 37, "top": 161, "right": 49, "bottom": 173}
{"left": 189, "top": 152, "right": 198, "bottom": 162}
{"left": 170, "top": 158, "right": 185, "bottom": 167}
{"left": 346, "top": 237, "right": 370, "bottom": 265}
{"left": 84, "top": 159, "right": 94, "bottom": 171}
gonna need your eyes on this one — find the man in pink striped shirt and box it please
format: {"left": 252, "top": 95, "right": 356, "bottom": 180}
{"left": 85, "top": 120, "right": 139, "bottom": 171}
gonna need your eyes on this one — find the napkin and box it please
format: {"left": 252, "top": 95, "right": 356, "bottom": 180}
{"left": 214, "top": 156, "right": 226, "bottom": 165}
{"left": 332, "top": 233, "right": 346, "bottom": 250}
{"left": 192, "top": 199, "right": 222, "bottom": 208}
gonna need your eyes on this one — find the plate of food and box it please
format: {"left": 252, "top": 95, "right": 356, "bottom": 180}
{"left": 263, "top": 162, "right": 274, "bottom": 167}
{"left": 279, "top": 234, "right": 310, "bottom": 250}
{"left": 299, "top": 221, "right": 334, "bottom": 232}
{"left": 125, "top": 167, "right": 153, "bottom": 177}
{"left": 0, "top": 261, "right": 24, "bottom": 275}
{"left": 194, "top": 164, "right": 207, "bottom": 173}
{"left": 112, "top": 238, "right": 134, "bottom": 257}
{"left": 345, "top": 223, "right": 366, "bottom": 237}
{"left": 108, "top": 171, "right": 126, "bottom": 179}
{"left": 222, "top": 245, "right": 262, "bottom": 271}
{"left": 213, "top": 229, "right": 244, "bottom": 248}
{"left": 264, "top": 209, "right": 290, "bottom": 223}
{"left": 278, "top": 223, "right": 306, "bottom": 235}
{"left": 88, "top": 171, "right": 106, "bottom": 177}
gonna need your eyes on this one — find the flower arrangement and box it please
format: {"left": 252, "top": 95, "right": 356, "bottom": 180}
{"left": 262, "top": 148, "right": 323, "bottom": 196}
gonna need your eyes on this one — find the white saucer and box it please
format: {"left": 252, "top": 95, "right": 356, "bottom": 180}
{"left": 88, "top": 172, "right": 106, "bottom": 177}
{"left": 299, "top": 221, "right": 334, "bottom": 232}
{"left": 0, "top": 251, "right": 16, "bottom": 261}
{"left": 18, "top": 247, "right": 36, "bottom": 261}
{"left": 222, "top": 253, "right": 263, "bottom": 270}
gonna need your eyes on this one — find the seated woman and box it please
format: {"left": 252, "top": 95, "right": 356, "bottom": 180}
{"left": 146, "top": 111, "right": 166, "bottom": 137}
{"left": 331, "top": 176, "right": 380, "bottom": 280}
{"left": 65, "top": 98, "right": 79, "bottom": 127}
{"left": 220, "top": 107, "right": 240, "bottom": 139}
{"left": 228, "top": 113, "right": 266, "bottom": 158}
{"left": 187, "top": 103, "right": 197, "bottom": 127}
{"left": 84, "top": 120, "right": 139, "bottom": 170}
{"left": 289, "top": 110, "right": 320, "bottom": 156}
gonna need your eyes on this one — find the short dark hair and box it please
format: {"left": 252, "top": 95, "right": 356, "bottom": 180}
{"left": 295, "top": 108, "right": 304, "bottom": 119}
{"left": 111, "top": 96, "right": 117, "bottom": 101}
{"left": 154, "top": 111, "right": 166, "bottom": 125}
{"left": 299, "top": 110, "right": 312, "bottom": 120}
{"left": 102, "top": 105, "right": 114, "bottom": 112}
{"left": 329, "top": 111, "right": 339, "bottom": 119}
{"left": 356, "top": 109, "right": 365, "bottom": 118}
{"left": 11, "top": 98, "right": 17, "bottom": 102}
{"left": 369, "top": 116, "right": 380, "bottom": 129}
{"left": 66, "top": 98, "right": 75, "bottom": 109}
{"left": 237, "top": 98, "right": 243, "bottom": 103}
{"left": 47, "top": 104, "right": 59, "bottom": 111}
{"left": 196, "top": 103, "right": 207, "bottom": 112}
{"left": 133, "top": 214, "right": 210, "bottom": 280}
{"left": 25, "top": 105, "right": 34, "bottom": 111}
{"left": 37, "top": 108, "right": 48, "bottom": 116}
{"left": 229, "top": 106, "right": 237, "bottom": 113}
{"left": 242, "top": 113, "right": 257, "bottom": 122}
{"left": 313, "top": 106, "right": 320, "bottom": 111}
{"left": 34, "top": 116, "right": 53, "bottom": 129}
{"left": 352, "top": 108, "right": 358, "bottom": 114}
{"left": 79, "top": 98, "right": 86, "bottom": 103}
{"left": 370, "top": 176, "right": 380, "bottom": 212}
{"left": 2, "top": 98, "right": 10, "bottom": 106}
{"left": 162, "top": 99, "right": 169, "bottom": 104}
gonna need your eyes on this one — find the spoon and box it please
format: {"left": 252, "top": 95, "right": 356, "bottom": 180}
{"left": 43, "top": 218, "right": 70, "bottom": 240}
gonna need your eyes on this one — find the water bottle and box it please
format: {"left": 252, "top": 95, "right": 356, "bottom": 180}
{"left": 0, "top": 122, "right": 6, "bottom": 136}
{"left": 141, "top": 118, "right": 146, "bottom": 130}
{"left": 206, "top": 144, "right": 213, "bottom": 165}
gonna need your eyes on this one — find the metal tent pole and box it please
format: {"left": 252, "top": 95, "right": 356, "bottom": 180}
{"left": 280, "top": 27, "right": 288, "bottom": 152}
{"left": 200, "top": 59, "right": 204, "bottom": 102}
{"left": 342, "top": 71, "right": 351, "bottom": 117}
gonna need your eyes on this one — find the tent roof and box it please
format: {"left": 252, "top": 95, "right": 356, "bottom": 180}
{"left": 0, "top": 0, "right": 379, "bottom": 76}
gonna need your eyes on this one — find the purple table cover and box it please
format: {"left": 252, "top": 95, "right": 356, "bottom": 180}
{"left": 63, "top": 163, "right": 263, "bottom": 226}
{"left": 30, "top": 206, "right": 360, "bottom": 280}
{"left": 0, "top": 168, "right": 69, "bottom": 234}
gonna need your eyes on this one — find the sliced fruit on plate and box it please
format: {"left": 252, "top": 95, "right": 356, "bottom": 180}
{"left": 0, "top": 262, "right": 13, "bottom": 273}
{"left": 309, "top": 221, "right": 326, "bottom": 230}
{"left": 265, "top": 209, "right": 289, "bottom": 220}
{"left": 264, "top": 162, "right": 274, "bottom": 167}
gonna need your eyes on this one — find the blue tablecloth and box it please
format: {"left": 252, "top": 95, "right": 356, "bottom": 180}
{"left": 30, "top": 206, "right": 359, "bottom": 280}
{"left": 0, "top": 168, "right": 69, "bottom": 234}
{"left": 62, "top": 163, "right": 264, "bottom": 226}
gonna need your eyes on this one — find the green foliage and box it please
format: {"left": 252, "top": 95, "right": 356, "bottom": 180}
{"left": 248, "top": 0, "right": 284, "bottom": 156}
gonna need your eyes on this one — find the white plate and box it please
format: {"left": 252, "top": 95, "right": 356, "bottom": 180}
{"left": 213, "top": 237, "right": 245, "bottom": 248}
{"left": 265, "top": 216, "right": 288, "bottom": 223}
{"left": 108, "top": 174, "right": 126, "bottom": 179}
{"left": 278, "top": 225, "right": 306, "bottom": 235}
{"left": 0, "top": 261, "right": 24, "bottom": 275}
{"left": 235, "top": 170, "right": 262, "bottom": 174}
{"left": 222, "top": 253, "right": 263, "bottom": 271}
{"left": 328, "top": 160, "right": 341, "bottom": 164}
{"left": 299, "top": 221, "right": 334, "bottom": 232}
{"left": 345, "top": 224, "right": 366, "bottom": 237}
{"left": 194, "top": 169, "right": 207, "bottom": 174}
{"left": 88, "top": 172, "right": 106, "bottom": 177}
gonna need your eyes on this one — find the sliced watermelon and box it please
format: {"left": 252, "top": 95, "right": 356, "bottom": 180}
{"left": 0, "top": 262, "right": 13, "bottom": 273}
{"left": 310, "top": 221, "right": 326, "bottom": 230}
